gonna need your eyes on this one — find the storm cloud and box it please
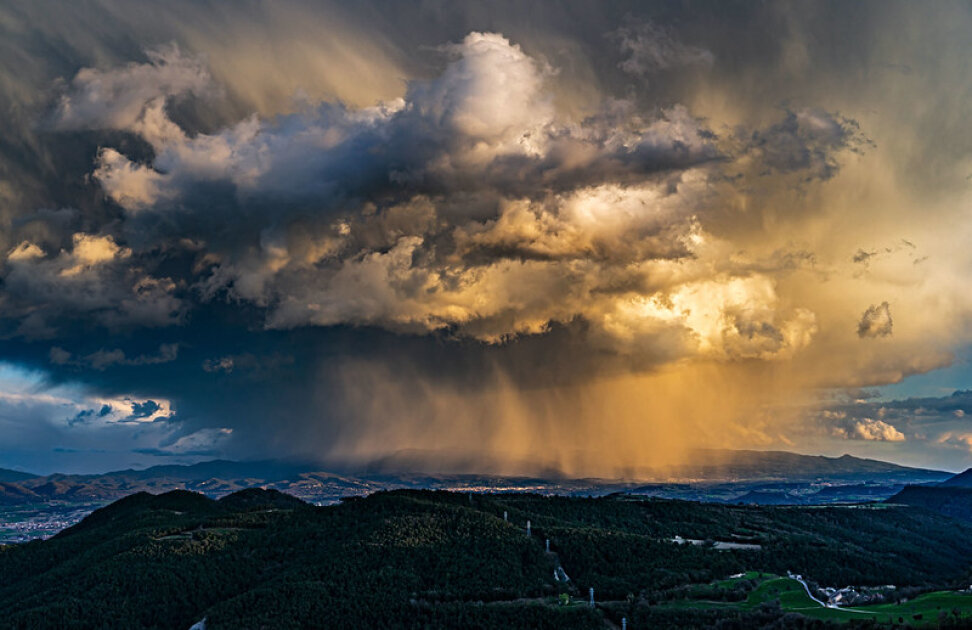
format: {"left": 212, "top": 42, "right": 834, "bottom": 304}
{"left": 0, "top": 1, "right": 969, "bottom": 475}
{"left": 12, "top": 31, "right": 825, "bottom": 356}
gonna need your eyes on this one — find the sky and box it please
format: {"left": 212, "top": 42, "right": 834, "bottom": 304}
{"left": 0, "top": 0, "right": 970, "bottom": 476}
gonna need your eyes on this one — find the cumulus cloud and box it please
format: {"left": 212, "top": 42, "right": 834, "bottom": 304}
{"left": 2, "top": 233, "right": 183, "bottom": 336}
{"left": 832, "top": 417, "right": 905, "bottom": 442}
{"left": 594, "top": 275, "right": 816, "bottom": 360}
{"left": 799, "top": 389, "right": 972, "bottom": 466}
{"left": 858, "top": 301, "right": 893, "bottom": 338}
{"left": 29, "top": 31, "right": 840, "bottom": 366}
{"left": 96, "top": 396, "right": 175, "bottom": 423}
{"left": 50, "top": 44, "right": 214, "bottom": 142}
{"left": 820, "top": 390, "right": 972, "bottom": 429}
{"left": 86, "top": 38, "right": 720, "bottom": 214}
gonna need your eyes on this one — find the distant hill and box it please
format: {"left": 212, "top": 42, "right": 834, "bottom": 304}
{"left": 728, "top": 483, "right": 907, "bottom": 505}
{"left": 887, "top": 485, "right": 972, "bottom": 521}
{"left": 0, "top": 467, "right": 37, "bottom": 483}
{"left": 940, "top": 467, "right": 972, "bottom": 488}
{"left": 348, "top": 448, "right": 950, "bottom": 483}
{"left": 0, "top": 450, "right": 949, "bottom": 507}
{"left": 671, "top": 450, "right": 950, "bottom": 483}
{"left": 0, "top": 460, "right": 380, "bottom": 506}
{"left": 0, "top": 481, "right": 41, "bottom": 505}
{"left": 217, "top": 487, "right": 308, "bottom": 511}
{"left": 93, "top": 459, "right": 312, "bottom": 482}
{"left": 887, "top": 468, "right": 972, "bottom": 520}
{"left": 4, "top": 489, "right": 972, "bottom": 628}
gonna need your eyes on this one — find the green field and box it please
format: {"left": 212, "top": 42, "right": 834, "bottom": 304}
{"left": 849, "top": 591, "right": 972, "bottom": 626}
{"left": 663, "top": 574, "right": 972, "bottom": 626}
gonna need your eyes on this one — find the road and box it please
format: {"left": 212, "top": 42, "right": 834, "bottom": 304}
{"left": 788, "top": 573, "right": 830, "bottom": 607}
{"left": 788, "top": 573, "right": 875, "bottom": 615}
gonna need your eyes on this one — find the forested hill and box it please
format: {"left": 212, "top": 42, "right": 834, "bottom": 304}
{"left": 887, "top": 485, "right": 972, "bottom": 521}
{"left": 0, "top": 468, "right": 37, "bottom": 483}
{"left": 941, "top": 468, "right": 972, "bottom": 488}
{"left": 885, "top": 468, "right": 972, "bottom": 522}
{"left": 2, "top": 489, "right": 972, "bottom": 629}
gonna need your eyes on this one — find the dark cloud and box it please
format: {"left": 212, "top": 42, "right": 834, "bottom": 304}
{"left": 132, "top": 447, "right": 220, "bottom": 457}
{"left": 127, "top": 400, "right": 161, "bottom": 419}
{"left": 1, "top": 233, "right": 185, "bottom": 338}
{"left": 745, "top": 108, "right": 869, "bottom": 181}
{"left": 612, "top": 18, "right": 714, "bottom": 77}
{"left": 858, "top": 302, "right": 893, "bottom": 338}
{"left": 68, "top": 409, "right": 95, "bottom": 427}
{"left": 50, "top": 343, "right": 179, "bottom": 370}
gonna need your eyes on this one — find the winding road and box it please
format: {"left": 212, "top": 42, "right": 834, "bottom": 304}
{"left": 788, "top": 573, "right": 831, "bottom": 607}
{"left": 788, "top": 573, "right": 875, "bottom": 615}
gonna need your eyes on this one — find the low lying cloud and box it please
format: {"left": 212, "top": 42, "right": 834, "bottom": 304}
{"left": 133, "top": 427, "right": 232, "bottom": 457}
{"left": 938, "top": 432, "right": 972, "bottom": 452}
{"left": 50, "top": 343, "right": 179, "bottom": 371}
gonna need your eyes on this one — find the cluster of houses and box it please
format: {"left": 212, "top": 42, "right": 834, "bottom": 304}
{"left": 819, "top": 584, "right": 896, "bottom": 607}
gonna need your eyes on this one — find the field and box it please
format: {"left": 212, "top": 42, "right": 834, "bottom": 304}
{"left": 662, "top": 573, "right": 972, "bottom": 627}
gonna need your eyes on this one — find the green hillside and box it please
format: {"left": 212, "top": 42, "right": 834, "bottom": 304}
{"left": 888, "top": 486, "right": 972, "bottom": 521}
{"left": 2, "top": 490, "right": 972, "bottom": 629}
{"left": 651, "top": 574, "right": 972, "bottom": 627}
{"left": 0, "top": 469, "right": 37, "bottom": 484}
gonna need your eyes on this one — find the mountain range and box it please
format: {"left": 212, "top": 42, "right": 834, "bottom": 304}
{"left": 0, "top": 449, "right": 952, "bottom": 506}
